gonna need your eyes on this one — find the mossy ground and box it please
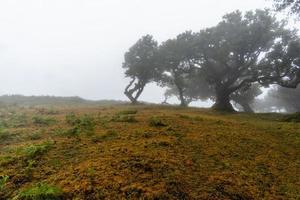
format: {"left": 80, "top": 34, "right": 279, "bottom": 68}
{"left": 0, "top": 105, "right": 299, "bottom": 199}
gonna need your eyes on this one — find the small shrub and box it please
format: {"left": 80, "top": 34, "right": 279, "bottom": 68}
{"left": 168, "top": 131, "right": 184, "bottom": 140}
{"left": 32, "top": 116, "right": 56, "bottom": 126}
{"left": 37, "top": 108, "right": 59, "bottom": 115}
{"left": 65, "top": 113, "right": 80, "bottom": 126}
{"left": 28, "top": 131, "right": 42, "bottom": 140}
{"left": 148, "top": 141, "right": 171, "bottom": 148}
{"left": 50, "top": 128, "right": 66, "bottom": 136}
{"left": 0, "top": 128, "right": 11, "bottom": 140}
{"left": 0, "top": 156, "right": 15, "bottom": 166}
{"left": 24, "top": 160, "right": 36, "bottom": 179}
{"left": 17, "top": 183, "right": 63, "bottom": 200}
{"left": 11, "top": 113, "right": 28, "bottom": 128}
{"left": 282, "top": 112, "right": 300, "bottom": 122}
{"left": 20, "top": 141, "right": 53, "bottom": 159}
{"left": 149, "top": 117, "right": 167, "bottom": 127}
{"left": 91, "top": 130, "right": 118, "bottom": 143}
{"left": 0, "top": 175, "right": 9, "bottom": 191}
{"left": 79, "top": 115, "right": 96, "bottom": 134}
{"left": 64, "top": 127, "right": 80, "bottom": 137}
{"left": 112, "top": 114, "right": 137, "bottom": 123}
{"left": 118, "top": 109, "right": 138, "bottom": 115}
{"left": 65, "top": 114, "right": 95, "bottom": 135}
{"left": 179, "top": 114, "right": 191, "bottom": 120}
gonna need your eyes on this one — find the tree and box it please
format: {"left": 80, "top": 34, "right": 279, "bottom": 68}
{"left": 193, "top": 9, "right": 300, "bottom": 111}
{"left": 158, "top": 31, "right": 197, "bottom": 106}
{"left": 123, "top": 35, "right": 159, "bottom": 104}
{"left": 272, "top": 0, "right": 300, "bottom": 16}
{"left": 264, "top": 86, "right": 300, "bottom": 112}
{"left": 162, "top": 69, "right": 214, "bottom": 106}
{"left": 231, "top": 84, "right": 262, "bottom": 113}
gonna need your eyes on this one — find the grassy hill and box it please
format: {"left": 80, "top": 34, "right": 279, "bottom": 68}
{"left": 0, "top": 95, "right": 126, "bottom": 107}
{"left": 0, "top": 105, "right": 299, "bottom": 199}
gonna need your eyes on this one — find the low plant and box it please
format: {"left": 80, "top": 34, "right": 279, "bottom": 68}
{"left": 24, "top": 160, "right": 36, "bottom": 179}
{"left": 10, "top": 113, "right": 28, "bottom": 128}
{"left": 112, "top": 114, "right": 137, "bottom": 123}
{"left": 32, "top": 116, "right": 56, "bottom": 126}
{"left": 0, "top": 156, "right": 15, "bottom": 166}
{"left": 17, "top": 182, "right": 63, "bottom": 200}
{"left": 20, "top": 141, "right": 53, "bottom": 159}
{"left": 0, "top": 175, "right": 9, "bottom": 191}
{"left": 65, "top": 113, "right": 80, "bottom": 126}
{"left": 79, "top": 115, "right": 96, "bottom": 134}
{"left": 282, "top": 112, "right": 300, "bottom": 123}
{"left": 91, "top": 130, "right": 118, "bottom": 143}
{"left": 65, "top": 114, "right": 95, "bottom": 135}
{"left": 28, "top": 131, "right": 42, "bottom": 140}
{"left": 149, "top": 117, "right": 167, "bottom": 127}
{"left": 118, "top": 109, "right": 138, "bottom": 115}
{"left": 0, "top": 128, "right": 11, "bottom": 140}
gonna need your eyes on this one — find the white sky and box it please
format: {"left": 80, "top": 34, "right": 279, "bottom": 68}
{"left": 0, "top": 0, "right": 276, "bottom": 104}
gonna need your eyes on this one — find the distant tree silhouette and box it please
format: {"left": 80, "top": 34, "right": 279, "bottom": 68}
{"left": 263, "top": 86, "right": 300, "bottom": 112}
{"left": 123, "top": 35, "right": 159, "bottom": 104}
{"left": 162, "top": 69, "right": 213, "bottom": 106}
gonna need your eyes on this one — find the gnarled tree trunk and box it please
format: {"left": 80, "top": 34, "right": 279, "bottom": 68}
{"left": 124, "top": 78, "right": 145, "bottom": 104}
{"left": 212, "top": 88, "right": 235, "bottom": 112}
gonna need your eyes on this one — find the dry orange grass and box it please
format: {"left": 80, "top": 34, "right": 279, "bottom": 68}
{"left": 0, "top": 105, "right": 299, "bottom": 199}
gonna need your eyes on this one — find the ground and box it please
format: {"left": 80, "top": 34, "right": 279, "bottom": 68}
{"left": 0, "top": 104, "right": 299, "bottom": 199}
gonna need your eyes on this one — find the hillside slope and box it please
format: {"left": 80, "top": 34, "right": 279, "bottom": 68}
{"left": 0, "top": 95, "right": 126, "bottom": 107}
{"left": 0, "top": 105, "right": 299, "bottom": 199}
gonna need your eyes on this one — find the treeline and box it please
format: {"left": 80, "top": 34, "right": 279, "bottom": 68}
{"left": 122, "top": 9, "right": 300, "bottom": 112}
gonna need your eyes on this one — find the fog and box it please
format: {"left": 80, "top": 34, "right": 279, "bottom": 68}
{"left": 0, "top": 0, "right": 272, "bottom": 104}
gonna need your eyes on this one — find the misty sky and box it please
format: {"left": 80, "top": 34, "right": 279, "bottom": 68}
{"left": 0, "top": 0, "right": 274, "bottom": 104}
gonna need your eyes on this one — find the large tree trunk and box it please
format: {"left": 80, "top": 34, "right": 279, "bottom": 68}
{"left": 177, "top": 87, "right": 187, "bottom": 107}
{"left": 124, "top": 91, "right": 138, "bottom": 104}
{"left": 212, "top": 89, "right": 235, "bottom": 112}
{"left": 124, "top": 78, "right": 145, "bottom": 104}
{"left": 173, "top": 73, "right": 187, "bottom": 107}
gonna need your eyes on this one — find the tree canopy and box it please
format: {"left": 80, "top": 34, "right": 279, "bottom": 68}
{"left": 123, "top": 35, "right": 159, "bottom": 104}
{"left": 273, "top": 0, "right": 300, "bottom": 16}
{"left": 193, "top": 10, "right": 300, "bottom": 111}
{"left": 157, "top": 31, "right": 198, "bottom": 106}
{"left": 122, "top": 10, "right": 300, "bottom": 112}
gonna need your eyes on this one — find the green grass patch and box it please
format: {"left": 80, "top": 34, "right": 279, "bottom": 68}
{"left": 149, "top": 117, "right": 167, "bottom": 127}
{"left": 17, "top": 182, "right": 63, "bottom": 200}
{"left": 32, "top": 116, "right": 56, "bottom": 126}
{"left": 0, "top": 175, "right": 9, "bottom": 191}
{"left": 117, "top": 109, "right": 138, "bottom": 115}
{"left": 0, "top": 128, "right": 11, "bottom": 141}
{"left": 112, "top": 114, "right": 137, "bottom": 123}
{"left": 18, "top": 141, "right": 54, "bottom": 159}
{"left": 65, "top": 114, "right": 96, "bottom": 135}
{"left": 91, "top": 130, "right": 118, "bottom": 143}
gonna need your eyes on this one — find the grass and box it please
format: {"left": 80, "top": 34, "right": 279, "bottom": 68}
{"left": 65, "top": 114, "right": 96, "bottom": 135}
{"left": 32, "top": 116, "right": 56, "bottom": 126}
{"left": 18, "top": 141, "right": 54, "bottom": 160}
{"left": 111, "top": 114, "right": 137, "bottom": 123}
{"left": 17, "top": 182, "right": 63, "bottom": 200}
{"left": 0, "top": 128, "right": 11, "bottom": 140}
{"left": 0, "top": 175, "right": 9, "bottom": 191}
{"left": 149, "top": 116, "right": 167, "bottom": 127}
{"left": 0, "top": 105, "right": 299, "bottom": 199}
